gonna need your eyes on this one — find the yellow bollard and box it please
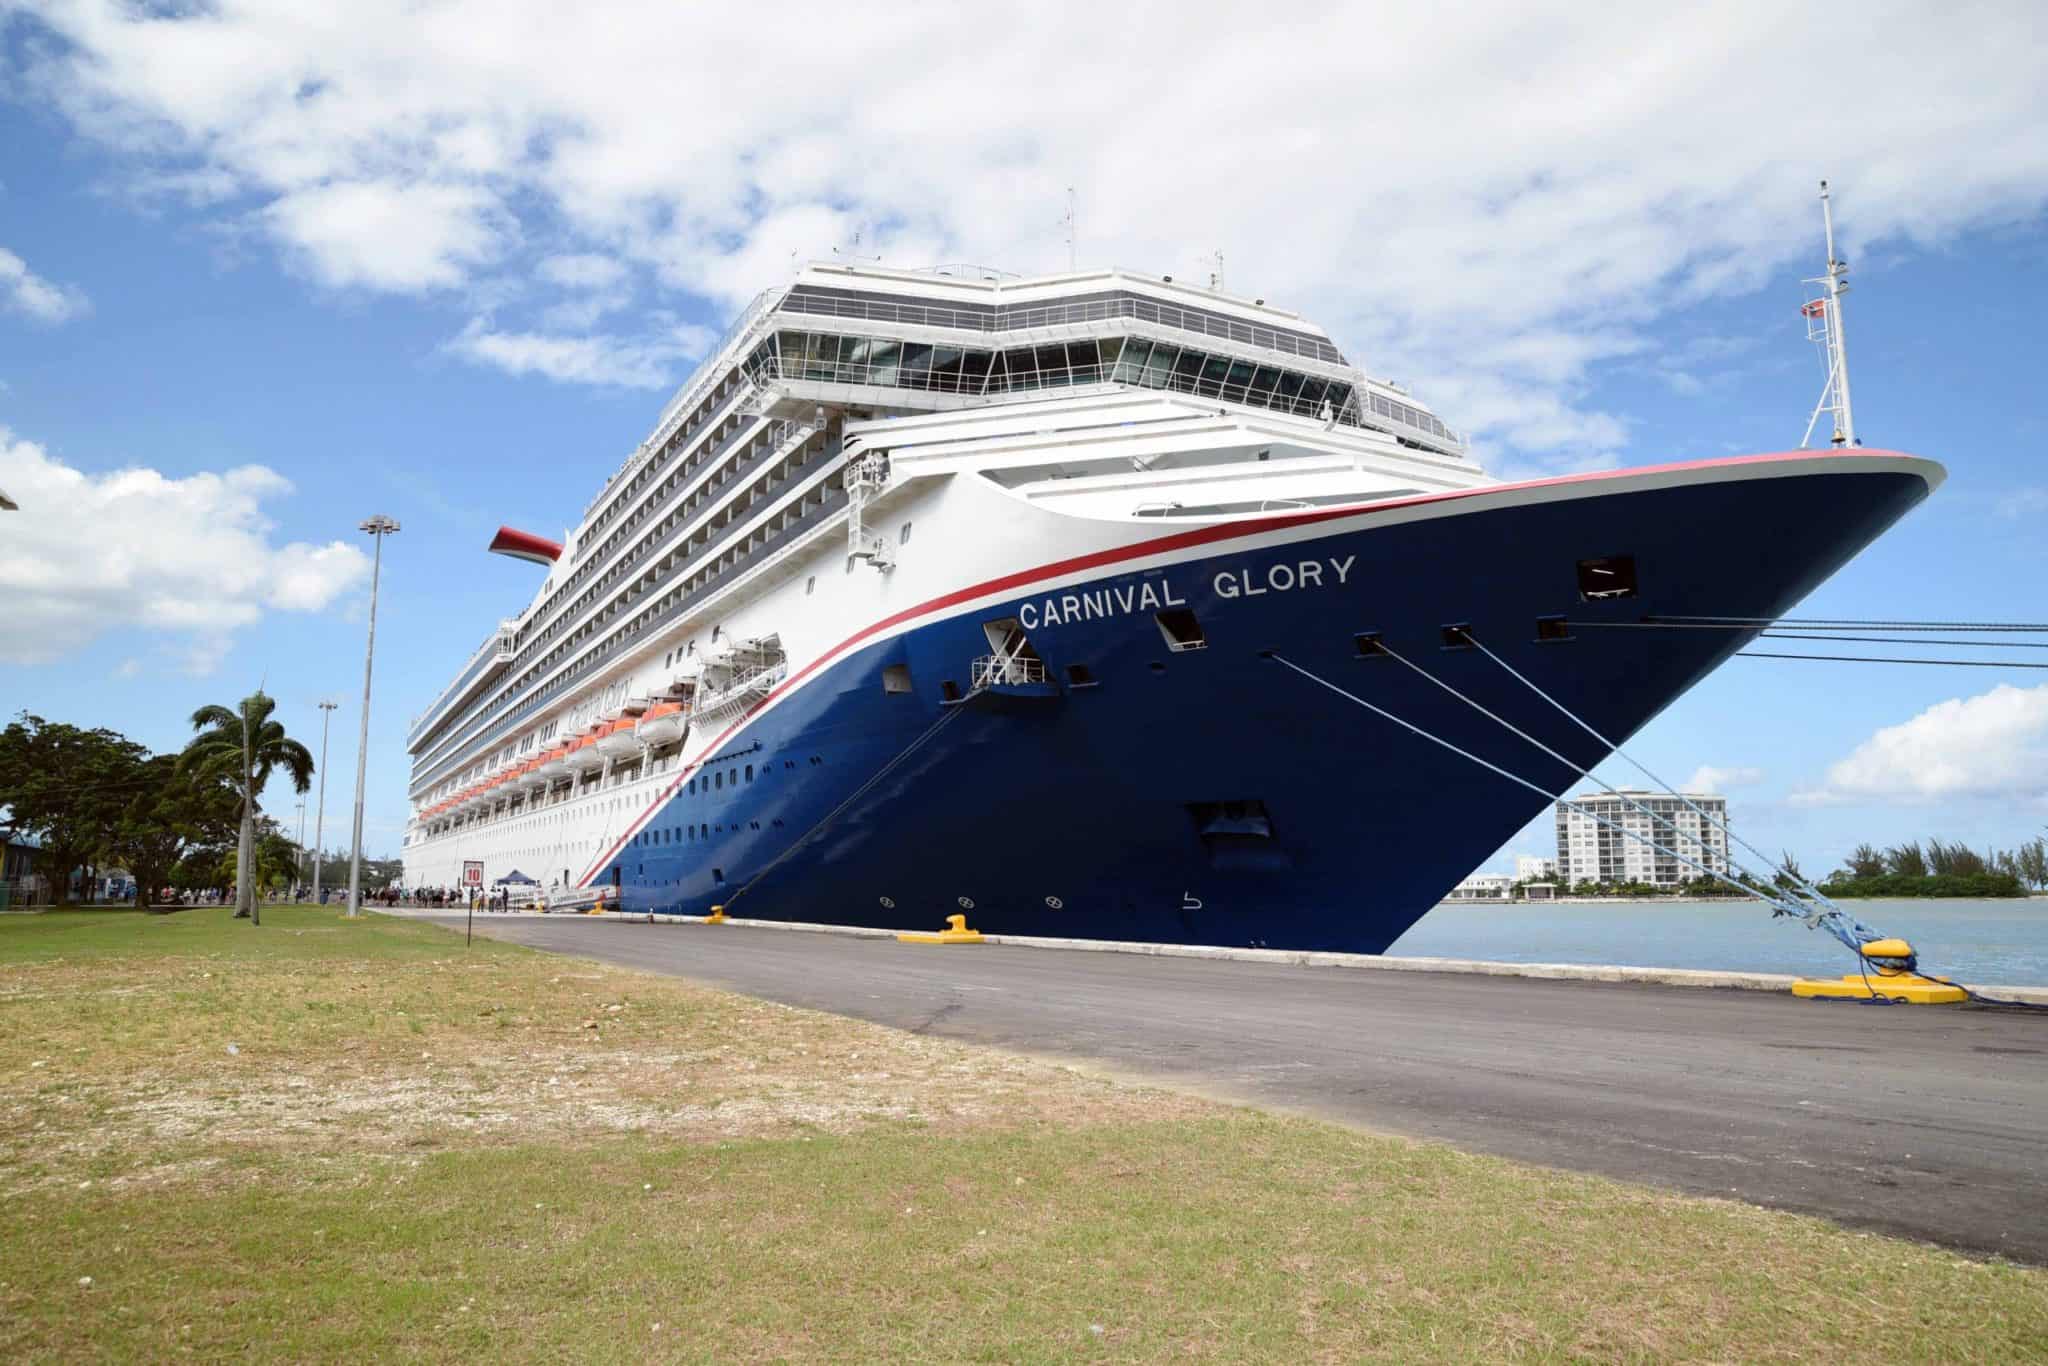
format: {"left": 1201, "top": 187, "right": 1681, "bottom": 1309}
{"left": 1791, "top": 937, "right": 1967, "bottom": 1004}
{"left": 898, "top": 913, "right": 984, "bottom": 945}
{"left": 703, "top": 905, "right": 728, "bottom": 924}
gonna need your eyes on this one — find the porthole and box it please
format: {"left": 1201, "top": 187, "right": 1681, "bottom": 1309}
{"left": 956, "top": 896, "right": 975, "bottom": 910}
{"left": 879, "top": 896, "right": 895, "bottom": 909}
{"left": 1045, "top": 895, "right": 1064, "bottom": 909}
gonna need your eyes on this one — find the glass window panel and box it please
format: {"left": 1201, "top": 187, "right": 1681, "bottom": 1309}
{"left": 1097, "top": 336, "right": 1124, "bottom": 366}
{"left": 1372, "top": 393, "right": 1392, "bottom": 416}
{"left": 1197, "top": 352, "right": 1231, "bottom": 396}
{"left": 1066, "top": 341, "right": 1100, "bottom": 383}
{"left": 899, "top": 341, "right": 932, "bottom": 376}
{"left": 960, "top": 349, "right": 992, "bottom": 382}
{"left": 928, "top": 345, "right": 963, "bottom": 392}
{"left": 1004, "top": 347, "right": 1038, "bottom": 390}
{"left": 1222, "top": 359, "right": 1255, "bottom": 401}
{"left": 1249, "top": 365, "right": 1283, "bottom": 399}
{"left": 868, "top": 340, "right": 900, "bottom": 386}
{"left": 1297, "top": 377, "right": 1329, "bottom": 408}
{"left": 1035, "top": 343, "right": 1069, "bottom": 385}
{"left": 847, "top": 336, "right": 872, "bottom": 368}
{"left": 1274, "top": 370, "right": 1304, "bottom": 403}
{"left": 1325, "top": 383, "right": 1354, "bottom": 421}
{"left": 1114, "top": 337, "right": 1152, "bottom": 383}
{"left": 1171, "top": 348, "right": 1206, "bottom": 388}
{"left": 779, "top": 331, "right": 805, "bottom": 362}
{"left": 1144, "top": 343, "right": 1180, "bottom": 385}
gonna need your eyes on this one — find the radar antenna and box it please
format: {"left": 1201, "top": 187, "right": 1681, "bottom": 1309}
{"left": 1800, "top": 180, "right": 1858, "bottom": 448}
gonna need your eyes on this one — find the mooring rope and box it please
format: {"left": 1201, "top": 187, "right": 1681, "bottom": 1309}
{"left": 1737, "top": 652, "right": 2048, "bottom": 669}
{"left": 1370, "top": 634, "right": 1861, "bottom": 941}
{"left": 1263, "top": 652, "right": 1812, "bottom": 921}
{"left": 1450, "top": 633, "right": 1880, "bottom": 957}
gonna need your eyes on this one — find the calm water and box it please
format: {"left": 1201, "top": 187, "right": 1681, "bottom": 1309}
{"left": 1387, "top": 898, "right": 2048, "bottom": 986}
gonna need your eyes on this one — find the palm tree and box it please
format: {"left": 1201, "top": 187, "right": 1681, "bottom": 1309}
{"left": 179, "top": 692, "right": 313, "bottom": 924}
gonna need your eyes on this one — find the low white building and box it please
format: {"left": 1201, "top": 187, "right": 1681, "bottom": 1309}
{"left": 1554, "top": 791, "right": 1729, "bottom": 887}
{"left": 1446, "top": 872, "right": 1515, "bottom": 901}
{"left": 1515, "top": 854, "right": 1556, "bottom": 882}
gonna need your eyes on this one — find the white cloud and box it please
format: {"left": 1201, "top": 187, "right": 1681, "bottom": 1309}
{"left": 1794, "top": 684, "right": 2048, "bottom": 805}
{"left": 262, "top": 180, "right": 508, "bottom": 292}
{"left": 0, "top": 245, "right": 89, "bottom": 322}
{"left": 15, "top": 1, "right": 2048, "bottom": 457}
{"left": 446, "top": 317, "right": 715, "bottom": 389}
{"left": 0, "top": 426, "right": 371, "bottom": 669}
{"left": 1684, "top": 765, "right": 1766, "bottom": 794}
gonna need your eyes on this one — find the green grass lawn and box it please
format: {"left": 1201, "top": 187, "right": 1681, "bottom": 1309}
{"left": 3, "top": 906, "right": 2044, "bottom": 1362}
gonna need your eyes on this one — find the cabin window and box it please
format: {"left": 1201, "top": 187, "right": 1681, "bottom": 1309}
{"left": 899, "top": 521, "right": 913, "bottom": 546}
{"left": 882, "top": 663, "right": 914, "bottom": 694}
{"left": 940, "top": 680, "right": 961, "bottom": 703}
{"left": 1065, "top": 663, "right": 1095, "bottom": 686}
{"left": 1536, "top": 615, "right": 1573, "bottom": 642}
{"left": 806, "top": 575, "right": 816, "bottom": 596}
{"left": 1354, "top": 632, "right": 1389, "bottom": 658}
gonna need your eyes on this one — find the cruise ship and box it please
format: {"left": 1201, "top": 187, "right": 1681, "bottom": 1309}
{"left": 400, "top": 261, "right": 1940, "bottom": 952}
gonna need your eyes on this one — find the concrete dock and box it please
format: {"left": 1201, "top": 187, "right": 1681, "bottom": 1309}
{"left": 419, "top": 914, "right": 2048, "bottom": 1264}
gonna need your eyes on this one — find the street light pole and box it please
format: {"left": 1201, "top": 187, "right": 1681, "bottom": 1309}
{"left": 345, "top": 515, "right": 399, "bottom": 918}
{"left": 312, "top": 700, "right": 336, "bottom": 906}
{"left": 294, "top": 799, "right": 307, "bottom": 897}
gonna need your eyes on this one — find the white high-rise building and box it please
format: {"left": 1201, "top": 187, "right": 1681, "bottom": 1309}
{"left": 1554, "top": 791, "right": 1729, "bottom": 888}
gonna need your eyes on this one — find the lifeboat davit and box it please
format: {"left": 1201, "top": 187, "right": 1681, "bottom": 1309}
{"left": 635, "top": 700, "right": 689, "bottom": 749}
{"left": 595, "top": 716, "right": 643, "bottom": 760}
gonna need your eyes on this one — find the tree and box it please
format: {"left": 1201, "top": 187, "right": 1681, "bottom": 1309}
{"left": 0, "top": 714, "right": 150, "bottom": 903}
{"left": 1885, "top": 841, "right": 1928, "bottom": 879}
{"left": 2018, "top": 837, "right": 2048, "bottom": 892}
{"left": 1844, "top": 843, "right": 1886, "bottom": 881}
{"left": 179, "top": 692, "right": 313, "bottom": 925}
{"left": 1924, "top": 838, "right": 1986, "bottom": 878}
{"left": 107, "top": 755, "right": 240, "bottom": 908}
{"left": 1773, "top": 850, "right": 1806, "bottom": 891}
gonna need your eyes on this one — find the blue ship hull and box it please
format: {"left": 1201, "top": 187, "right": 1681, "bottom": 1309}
{"left": 589, "top": 459, "right": 1932, "bottom": 953}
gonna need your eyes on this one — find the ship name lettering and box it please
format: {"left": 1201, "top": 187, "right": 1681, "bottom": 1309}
{"left": 1020, "top": 578, "right": 1186, "bottom": 630}
{"left": 1213, "top": 555, "right": 1356, "bottom": 600}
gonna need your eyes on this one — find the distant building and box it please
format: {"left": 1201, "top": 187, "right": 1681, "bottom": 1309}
{"left": 2, "top": 827, "right": 44, "bottom": 907}
{"left": 1515, "top": 854, "right": 1556, "bottom": 882}
{"left": 1446, "top": 872, "right": 1515, "bottom": 901}
{"left": 1555, "top": 791, "right": 1729, "bottom": 887}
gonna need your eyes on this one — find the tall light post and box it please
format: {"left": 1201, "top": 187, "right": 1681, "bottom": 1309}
{"left": 312, "top": 700, "right": 337, "bottom": 905}
{"left": 345, "top": 515, "right": 399, "bottom": 918}
{"left": 294, "top": 798, "right": 307, "bottom": 896}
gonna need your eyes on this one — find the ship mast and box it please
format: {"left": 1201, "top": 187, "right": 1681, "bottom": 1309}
{"left": 1800, "top": 180, "right": 1858, "bottom": 448}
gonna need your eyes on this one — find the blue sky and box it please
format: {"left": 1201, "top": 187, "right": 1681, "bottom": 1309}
{"left": 2, "top": 2, "right": 2045, "bottom": 873}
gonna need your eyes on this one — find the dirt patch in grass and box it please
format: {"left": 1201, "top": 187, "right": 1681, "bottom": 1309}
{"left": 0, "top": 910, "right": 1203, "bottom": 1193}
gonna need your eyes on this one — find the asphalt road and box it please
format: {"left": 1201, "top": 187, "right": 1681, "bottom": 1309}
{"left": 422, "top": 914, "right": 2048, "bottom": 1263}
